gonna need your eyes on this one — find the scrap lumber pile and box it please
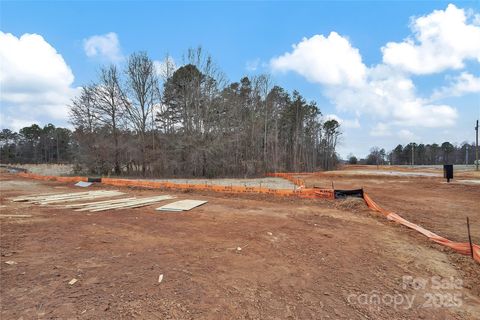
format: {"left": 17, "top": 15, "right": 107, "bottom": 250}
{"left": 9, "top": 187, "right": 209, "bottom": 213}
{"left": 11, "top": 190, "right": 125, "bottom": 204}
{"left": 66, "top": 195, "right": 176, "bottom": 212}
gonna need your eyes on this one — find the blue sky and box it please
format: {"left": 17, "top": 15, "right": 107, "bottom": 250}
{"left": 1, "top": 1, "right": 479, "bottom": 158}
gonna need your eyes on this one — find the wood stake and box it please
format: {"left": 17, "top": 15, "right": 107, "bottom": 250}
{"left": 467, "top": 217, "right": 474, "bottom": 259}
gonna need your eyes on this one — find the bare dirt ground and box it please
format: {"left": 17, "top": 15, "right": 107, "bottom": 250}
{"left": 301, "top": 165, "right": 480, "bottom": 243}
{"left": 1, "top": 170, "right": 479, "bottom": 319}
{"left": 334, "top": 165, "right": 480, "bottom": 178}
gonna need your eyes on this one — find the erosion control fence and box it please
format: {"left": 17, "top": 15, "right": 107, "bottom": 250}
{"left": 363, "top": 192, "right": 480, "bottom": 263}
{"left": 269, "top": 171, "right": 480, "bottom": 263}
{"left": 16, "top": 172, "right": 335, "bottom": 200}
{"left": 100, "top": 177, "right": 334, "bottom": 199}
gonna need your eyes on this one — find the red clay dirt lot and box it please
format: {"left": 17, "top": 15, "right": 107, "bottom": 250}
{"left": 300, "top": 165, "right": 480, "bottom": 244}
{"left": 1, "top": 168, "right": 479, "bottom": 319}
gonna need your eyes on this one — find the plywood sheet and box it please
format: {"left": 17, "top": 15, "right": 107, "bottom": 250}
{"left": 156, "top": 200, "right": 207, "bottom": 212}
{"left": 85, "top": 195, "right": 175, "bottom": 212}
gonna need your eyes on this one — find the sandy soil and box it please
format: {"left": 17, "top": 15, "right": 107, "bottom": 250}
{"left": 1, "top": 172, "right": 479, "bottom": 319}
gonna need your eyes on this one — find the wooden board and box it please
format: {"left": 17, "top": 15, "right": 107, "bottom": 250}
{"left": 12, "top": 190, "right": 122, "bottom": 202}
{"left": 13, "top": 190, "right": 102, "bottom": 201}
{"left": 156, "top": 200, "right": 207, "bottom": 212}
{"left": 8, "top": 192, "right": 56, "bottom": 201}
{"left": 66, "top": 197, "right": 137, "bottom": 208}
{"left": 82, "top": 195, "right": 175, "bottom": 212}
{"left": 38, "top": 191, "right": 124, "bottom": 204}
{"left": 0, "top": 215, "right": 32, "bottom": 218}
{"left": 88, "top": 196, "right": 174, "bottom": 212}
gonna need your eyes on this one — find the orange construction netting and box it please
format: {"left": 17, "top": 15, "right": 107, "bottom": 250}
{"left": 100, "top": 177, "right": 335, "bottom": 199}
{"left": 272, "top": 171, "right": 480, "bottom": 263}
{"left": 363, "top": 192, "right": 480, "bottom": 263}
{"left": 270, "top": 171, "right": 479, "bottom": 262}
{"left": 16, "top": 172, "right": 334, "bottom": 200}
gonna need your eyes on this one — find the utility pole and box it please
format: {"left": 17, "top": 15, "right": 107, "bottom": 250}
{"left": 411, "top": 143, "right": 415, "bottom": 166}
{"left": 476, "top": 120, "right": 479, "bottom": 171}
{"left": 466, "top": 145, "right": 468, "bottom": 165}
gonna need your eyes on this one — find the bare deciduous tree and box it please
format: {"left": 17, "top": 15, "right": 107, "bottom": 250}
{"left": 124, "top": 52, "right": 160, "bottom": 176}
{"left": 64, "top": 49, "right": 343, "bottom": 177}
{"left": 92, "top": 65, "right": 126, "bottom": 174}
{"left": 70, "top": 85, "right": 97, "bottom": 133}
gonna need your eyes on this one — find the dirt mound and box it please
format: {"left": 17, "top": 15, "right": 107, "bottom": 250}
{"left": 333, "top": 197, "right": 366, "bottom": 212}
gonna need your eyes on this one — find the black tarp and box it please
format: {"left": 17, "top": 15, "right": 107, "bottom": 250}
{"left": 334, "top": 188, "right": 364, "bottom": 199}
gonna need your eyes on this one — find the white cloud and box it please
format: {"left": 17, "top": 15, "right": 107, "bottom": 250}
{"left": 431, "top": 72, "right": 480, "bottom": 100}
{"left": 83, "top": 32, "right": 123, "bottom": 62}
{"left": 268, "top": 4, "right": 478, "bottom": 158}
{"left": 246, "top": 58, "right": 261, "bottom": 72}
{"left": 344, "top": 118, "right": 361, "bottom": 129}
{"left": 270, "top": 29, "right": 459, "bottom": 129}
{"left": 0, "top": 31, "right": 79, "bottom": 130}
{"left": 324, "top": 114, "right": 360, "bottom": 128}
{"left": 153, "top": 56, "right": 177, "bottom": 80}
{"left": 270, "top": 32, "right": 367, "bottom": 87}
{"left": 393, "top": 101, "right": 457, "bottom": 127}
{"left": 397, "top": 129, "right": 415, "bottom": 140}
{"left": 370, "top": 122, "right": 391, "bottom": 137}
{"left": 325, "top": 64, "right": 458, "bottom": 128}
{"left": 474, "top": 13, "right": 480, "bottom": 25}
{"left": 382, "top": 4, "right": 480, "bottom": 74}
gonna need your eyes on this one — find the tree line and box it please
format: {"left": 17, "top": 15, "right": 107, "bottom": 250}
{"left": 0, "top": 124, "right": 73, "bottom": 164}
{"left": 355, "top": 142, "right": 478, "bottom": 166}
{"left": 1, "top": 48, "right": 342, "bottom": 177}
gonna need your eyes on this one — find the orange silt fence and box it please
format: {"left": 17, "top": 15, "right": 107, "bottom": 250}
{"left": 16, "top": 171, "right": 334, "bottom": 201}
{"left": 266, "top": 172, "right": 308, "bottom": 188}
{"left": 100, "top": 177, "right": 333, "bottom": 199}
{"left": 363, "top": 192, "right": 480, "bottom": 263}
